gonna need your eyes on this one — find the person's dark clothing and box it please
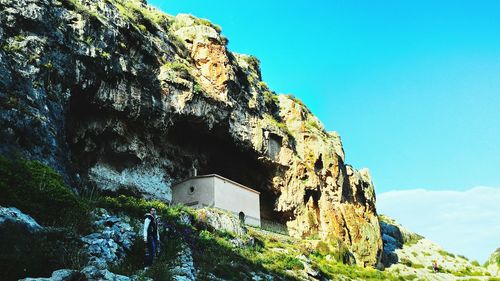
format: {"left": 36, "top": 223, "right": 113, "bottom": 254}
{"left": 143, "top": 213, "right": 159, "bottom": 266}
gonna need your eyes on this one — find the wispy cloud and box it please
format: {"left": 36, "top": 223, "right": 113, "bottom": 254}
{"left": 377, "top": 186, "right": 500, "bottom": 263}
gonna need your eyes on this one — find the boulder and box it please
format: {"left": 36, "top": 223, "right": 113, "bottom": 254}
{"left": 0, "top": 206, "right": 43, "bottom": 233}
{"left": 19, "top": 269, "right": 82, "bottom": 281}
{"left": 82, "top": 209, "right": 136, "bottom": 268}
{"left": 170, "top": 244, "right": 197, "bottom": 281}
{"left": 196, "top": 208, "right": 246, "bottom": 236}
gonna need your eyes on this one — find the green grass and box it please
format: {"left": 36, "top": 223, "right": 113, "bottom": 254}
{"left": 0, "top": 155, "right": 90, "bottom": 232}
{"left": 403, "top": 274, "right": 418, "bottom": 280}
{"left": 442, "top": 266, "right": 486, "bottom": 277}
{"left": 192, "top": 228, "right": 298, "bottom": 280}
{"left": 310, "top": 255, "right": 404, "bottom": 281}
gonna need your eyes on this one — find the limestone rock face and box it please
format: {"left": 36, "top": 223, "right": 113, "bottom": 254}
{"left": 0, "top": 0, "right": 382, "bottom": 266}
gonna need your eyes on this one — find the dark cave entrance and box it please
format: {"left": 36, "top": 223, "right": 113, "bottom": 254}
{"left": 166, "top": 119, "right": 286, "bottom": 223}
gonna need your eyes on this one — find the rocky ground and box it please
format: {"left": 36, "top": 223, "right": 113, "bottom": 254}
{"left": 1, "top": 190, "right": 499, "bottom": 281}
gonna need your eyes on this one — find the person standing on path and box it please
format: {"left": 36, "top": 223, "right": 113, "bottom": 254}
{"left": 143, "top": 207, "right": 160, "bottom": 266}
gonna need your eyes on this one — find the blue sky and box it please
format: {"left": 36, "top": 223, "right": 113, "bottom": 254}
{"left": 150, "top": 0, "right": 500, "bottom": 192}
{"left": 149, "top": 1, "right": 500, "bottom": 261}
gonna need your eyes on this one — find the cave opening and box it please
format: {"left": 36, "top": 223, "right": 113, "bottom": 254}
{"left": 166, "top": 119, "right": 286, "bottom": 223}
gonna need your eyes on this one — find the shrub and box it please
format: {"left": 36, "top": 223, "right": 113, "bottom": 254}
{"left": 399, "top": 258, "right": 425, "bottom": 268}
{"left": 145, "top": 255, "right": 174, "bottom": 280}
{"left": 404, "top": 274, "right": 418, "bottom": 280}
{"left": 96, "top": 194, "right": 168, "bottom": 219}
{"left": 193, "top": 83, "right": 204, "bottom": 95}
{"left": 197, "top": 18, "right": 222, "bottom": 33}
{"left": 472, "top": 260, "right": 480, "bottom": 266}
{"left": 438, "top": 249, "right": 456, "bottom": 258}
{"left": 2, "top": 35, "right": 24, "bottom": 53}
{"left": 257, "top": 81, "right": 269, "bottom": 91}
{"left": 264, "top": 114, "right": 291, "bottom": 136}
{"left": 163, "top": 61, "right": 191, "bottom": 79}
{"left": 306, "top": 118, "right": 324, "bottom": 132}
{"left": 63, "top": 0, "right": 101, "bottom": 20}
{"left": 458, "top": 254, "right": 469, "bottom": 260}
{"left": 309, "top": 255, "right": 401, "bottom": 281}
{"left": 0, "top": 155, "right": 90, "bottom": 232}
{"left": 242, "top": 55, "right": 260, "bottom": 68}
{"left": 263, "top": 91, "right": 279, "bottom": 106}
{"left": 112, "top": 0, "right": 169, "bottom": 27}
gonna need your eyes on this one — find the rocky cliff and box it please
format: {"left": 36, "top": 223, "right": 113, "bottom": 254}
{"left": 380, "top": 215, "right": 495, "bottom": 280}
{"left": 0, "top": 0, "right": 381, "bottom": 266}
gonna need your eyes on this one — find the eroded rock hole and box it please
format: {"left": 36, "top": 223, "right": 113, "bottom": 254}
{"left": 314, "top": 154, "right": 323, "bottom": 173}
{"left": 304, "top": 188, "right": 321, "bottom": 206}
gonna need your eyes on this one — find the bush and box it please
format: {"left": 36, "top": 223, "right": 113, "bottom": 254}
{"left": 310, "top": 255, "right": 401, "bottom": 281}
{"left": 458, "top": 254, "right": 470, "bottom": 260}
{"left": 0, "top": 155, "right": 90, "bottom": 232}
{"left": 242, "top": 55, "right": 260, "bottom": 68}
{"left": 162, "top": 61, "right": 191, "bottom": 79}
{"left": 197, "top": 18, "right": 222, "bottom": 33}
{"left": 438, "top": 249, "right": 456, "bottom": 258}
{"left": 145, "top": 255, "right": 174, "bottom": 280}
{"left": 96, "top": 195, "right": 169, "bottom": 219}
